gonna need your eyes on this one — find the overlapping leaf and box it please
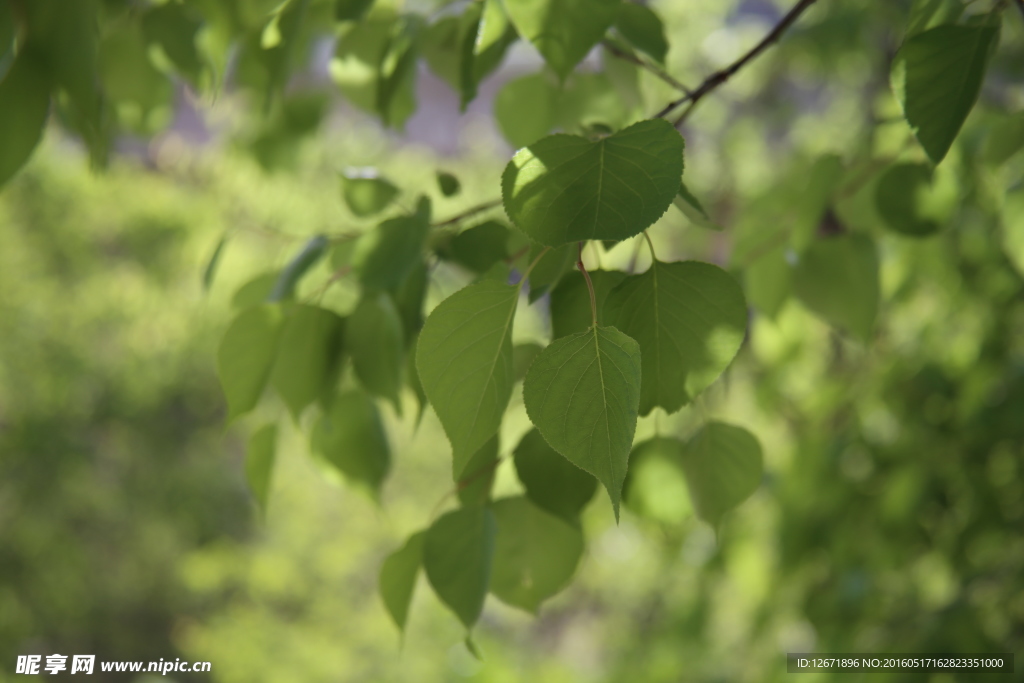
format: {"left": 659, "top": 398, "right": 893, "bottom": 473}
{"left": 423, "top": 505, "right": 496, "bottom": 629}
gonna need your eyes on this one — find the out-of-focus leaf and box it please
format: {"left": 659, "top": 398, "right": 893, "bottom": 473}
{"left": 341, "top": 171, "right": 400, "bottom": 217}
{"left": 377, "top": 14, "right": 423, "bottom": 127}
{"left": 246, "top": 422, "right": 277, "bottom": 513}
{"left": 456, "top": 435, "right": 499, "bottom": 505}
{"left": 673, "top": 182, "right": 720, "bottom": 230}
{"left": 423, "top": 505, "right": 496, "bottom": 630}
{"left": 202, "top": 236, "right": 228, "bottom": 292}
{"left": 437, "top": 171, "right": 461, "bottom": 197}
{"left": 217, "top": 304, "right": 284, "bottom": 422}
{"left": 982, "top": 113, "right": 1024, "bottom": 166}
{"left": 614, "top": 2, "right": 668, "bottom": 63}
{"left": 745, "top": 245, "right": 791, "bottom": 319}
{"left": 495, "top": 72, "right": 558, "bottom": 148}
{"left": 526, "top": 243, "right": 574, "bottom": 302}
{"left": 0, "top": 54, "right": 51, "bottom": 189}
{"left": 267, "top": 235, "right": 330, "bottom": 301}
{"left": 270, "top": 304, "right": 345, "bottom": 419}
{"left": 1001, "top": 189, "right": 1024, "bottom": 278}
{"left": 511, "top": 342, "right": 544, "bottom": 382}
{"left": 489, "top": 496, "right": 584, "bottom": 613}
{"left": 346, "top": 292, "right": 404, "bottom": 410}
{"left": 503, "top": 0, "right": 621, "bottom": 79}
{"left": 623, "top": 437, "right": 690, "bottom": 524}
{"left": 141, "top": 2, "right": 206, "bottom": 85}
{"left": 231, "top": 272, "right": 281, "bottom": 310}
{"left": 679, "top": 422, "right": 763, "bottom": 528}
{"left": 336, "top": 0, "right": 375, "bottom": 22}
{"left": 441, "top": 221, "right": 510, "bottom": 274}
{"left": 513, "top": 428, "right": 596, "bottom": 522}
{"left": 311, "top": 389, "right": 390, "bottom": 495}
{"left": 793, "top": 233, "right": 879, "bottom": 343}
{"left": 379, "top": 530, "right": 424, "bottom": 635}
{"left": 353, "top": 197, "right": 431, "bottom": 290}
{"left": 875, "top": 162, "right": 954, "bottom": 237}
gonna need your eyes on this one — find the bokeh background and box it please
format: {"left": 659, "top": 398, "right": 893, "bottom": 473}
{"left": 2, "top": 0, "right": 1023, "bottom": 681}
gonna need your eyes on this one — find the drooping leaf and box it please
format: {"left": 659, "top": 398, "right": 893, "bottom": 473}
{"left": 875, "top": 162, "right": 953, "bottom": 237}
{"left": 503, "top": 0, "right": 622, "bottom": 79}
{"left": 379, "top": 530, "right": 425, "bottom": 634}
{"left": 246, "top": 423, "right": 278, "bottom": 513}
{"left": 456, "top": 435, "right": 499, "bottom": 505}
{"left": 440, "top": 221, "right": 510, "bottom": 274}
{"left": 346, "top": 293, "right": 404, "bottom": 410}
{"left": 423, "top": 505, "right": 496, "bottom": 630}
{"left": 202, "top": 236, "right": 228, "bottom": 292}
{"left": 502, "top": 119, "right": 684, "bottom": 246}
{"left": 353, "top": 196, "right": 431, "bottom": 290}
{"left": 336, "top": 0, "right": 375, "bottom": 23}
{"left": 513, "top": 428, "right": 597, "bottom": 522}
{"left": 341, "top": 171, "right": 400, "bottom": 217}
{"left": 489, "top": 496, "right": 584, "bottom": 613}
{"left": 550, "top": 270, "right": 626, "bottom": 340}
{"left": 437, "top": 171, "right": 461, "bottom": 197}
{"left": 217, "top": 304, "right": 284, "bottom": 422}
{"left": 494, "top": 72, "right": 558, "bottom": 148}
{"left": 391, "top": 258, "right": 429, "bottom": 344}
{"left": 416, "top": 280, "right": 519, "bottom": 475}
{"left": 678, "top": 422, "right": 763, "bottom": 528}
{"left": 605, "top": 260, "right": 747, "bottom": 416}
{"left": 614, "top": 2, "right": 668, "bottom": 63}
{"left": 311, "top": 390, "right": 390, "bottom": 495}
{"left": 673, "top": 182, "right": 720, "bottom": 231}
{"left": 892, "top": 23, "right": 999, "bottom": 164}
{"left": 792, "top": 233, "right": 879, "bottom": 343}
{"left": 407, "top": 332, "right": 428, "bottom": 424}
{"left": 377, "top": 14, "right": 423, "bottom": 127}
{"left": 0, "top": 54, "right": 51, "bottom": 189}
{"left": 270, "top": 304, "right": 346, "bottom": 419}
{"left": 623, "top": 437, "right": 691, "bottom": 524}
{"left": 473, "top": 0, "right": 517, "bottom": 80}
{"left": 511, "top": 342, "right": 544, "bottom": 382}
{"left": 267, "top": 235, "right": 330, "bottom": 301}
{"left": 523, "top": 325, "right": 642, "bottom": 518}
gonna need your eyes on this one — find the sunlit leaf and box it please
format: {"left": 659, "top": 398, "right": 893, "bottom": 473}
{"left": 623, "top": 437, "right": 691, "bottom": 524}
{"left": 502, "top": 119, "right": 684, "bottom": 246}
{"left": 416, "top": 280, "right": 519, "bottom": 475}
{"left": 489, "top": 496, "right": 584, "bottom": 613}
{"left": 423, "top": 505, "right": 496, "bottom": 630}
{"left": 503, "top": 0, "right": 621, "bottom": 79}
{"left": 605, "top": 260, "right": 747, "bottom": 415}
{"left": 523, "top": 325, "right": 641, "bottom": 518}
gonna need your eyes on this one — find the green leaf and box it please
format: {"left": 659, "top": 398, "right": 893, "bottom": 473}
{"left": 456, "top": 435, "right": 499, "bottom": 505}
{"left": 246, "top": 423, "right": 278, "bottom": 513}
{"left": 556, "top": 72, "right": 633, "bottom": 136}
{"left": 407, "top": 332, "right": 429, "bottom": 425}
{"left": 489, "top": 496, "right": 584, "bottom": 613}
{"left": 0, "top": 54, "right": 51, "bottom": 189}
{"left": 202, "top": 236, "right": 228, "bottom": 292}
{"left": 98, "top": 18, "right": 172, "bottom": 131}
{"left": 440, "top": 220, "right": 510, "bottom": 274}
{"left": 892, "top": 23, "right": 999, "bottom": 164}
{"left": 421, "top": 16, "right": 461, "bottom": 90}
{"left": 623, "top": 437, "right": 691, "bottom": 525}
{"left": 523, "top": 325, "right": 641, "bottom": 518}
{"left": 231, "top": 272, "right": 282, "bottom": 310}
{"left": 679, "top": 422, "right": 762, "bottom": 528}
{"left": 494, "top": 72, "right": 558, "bottom": 148}
{"left": 605, "top": 260, "right": 747, "bottom": 416}
{"left": 270, "top": 305, "right": 346, "bottom": 419}
{"left": 503, "top": 0, "right": 622, "bottom": 79}
{"left": 217, "top": 305, "right": 284, "bottom": 422}
{"left": 416, "top": 280, "right": 519, "bottom": 475}
{"left": 346, "top": 293, "right": 404, "bottom": 409}
{"left": 311, "top": 390, "right": 391, "bottom": 495}
{"left": 614, "top": 2, "right": 668, "bottom": 64}
{"left": 437, "top": 171, "right": 461, "bottom": 197}
{"left": 874, "top": 162, "right": 953, "bottom": 237}
{"left": 792, "top": 234, "right": 879, "bottom": 343}
{"left": 391, "top": 259, "right": 429, "bottom": 344}
{"left": 423, "top": 505, "right": 496, "bottom": 630}
{"left": 341, "top": 171, "right": 400, "bottom": 217}
{"left": 526, "top": 243, "right": 574, "bottom": 302}
{"left": 379, "top": 530, "right": 425, "bottom": 635}
{"left": 744, "top": 245, "right": 792, "bottom": 319}
{"left": 267, "top": 235, "right": 330, "bottom": 301}
{"left": 336, "top": 0, "right": 375, "bottom": 22}
{"left": 377, "top": 14, "right": 423, "bottom": 127}
{"left": 1001, "top": 189, "right": 1024, "bottom": 278}
{"left": 513, "top": 428, "right": 597, "bottom": 522}
{"left": 512, "top": 342, "right": 544, "bottom": 382}
{"left": 502, "top": 119, "right": 684, "bottom": 246}
{"left": 353, "top": 197, "right": 431, "bottom": 290}
{"left": 474, "top": 0, "right": 517, "bottom": 79}
{"left": 982, "top": 113, "right": 1024, "bottom": 166}
{"left": 673, "top": 182, "right": 720, "bottom": 230}
{"left": 904, "top": 0, "right": 963, "bottom": 38}
{"left": 789, "top": 155, "right": 844, "bottom": 250}
{"left": 550, "top": 270, "right": 626, "bottom": 340}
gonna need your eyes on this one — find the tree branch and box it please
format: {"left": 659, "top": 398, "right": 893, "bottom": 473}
{"left": 652, "top": 0, "right": 820, "bottom": 123}
{"left": 431, "top": 198, "right": 503, "bottom": 228}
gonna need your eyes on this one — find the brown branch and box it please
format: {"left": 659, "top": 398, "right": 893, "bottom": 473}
{"left": 601, "top": 40, "right": 692, "bottom": 96}
{"left": 431, "top": 199, "right": 503, "bottom": 228}
{"left": 652, "top": 0, "right": 821, "bottom": 123}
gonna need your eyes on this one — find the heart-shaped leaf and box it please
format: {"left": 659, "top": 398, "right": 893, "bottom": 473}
{"left": 679, "top": 422, "right": 763, "bottom": 528}
{"left": 503, "top": 0, "right": 621, "bottom": 79}
{"left": 502, "top": 119, "right": 684, "bottom": 246}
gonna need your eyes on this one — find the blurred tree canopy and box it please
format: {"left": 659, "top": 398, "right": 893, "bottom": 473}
{"left": 1, "top": 0, "right": 1023, "bottom": 681}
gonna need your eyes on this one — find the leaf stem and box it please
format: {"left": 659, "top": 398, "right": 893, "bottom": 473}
{"left": 431, "top": 198, "right": 503, "bottom": 228}
{"left": 520, "top": 246, "right": 551, "bottom": 286}
{"left": 652, "top": 0, "right": 821, "bottom": 124}
{"left": 601, "top": 40, "right": 692, "bottom": 95}
{"left": 643, "top": 231, "right": 657, "bottom": 263}
{"left": 577, "top": 242, "right": 598, "bottom": 328}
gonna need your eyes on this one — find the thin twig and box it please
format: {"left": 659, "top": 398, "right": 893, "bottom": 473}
{"left": 652, "top": 0, "right": 821, "bottom": 123}
{"left": 602, "top": 40, "right": 692, "bottom": 95}
{"left": 431, "top": 199, "right": 503, "bottom": 228}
